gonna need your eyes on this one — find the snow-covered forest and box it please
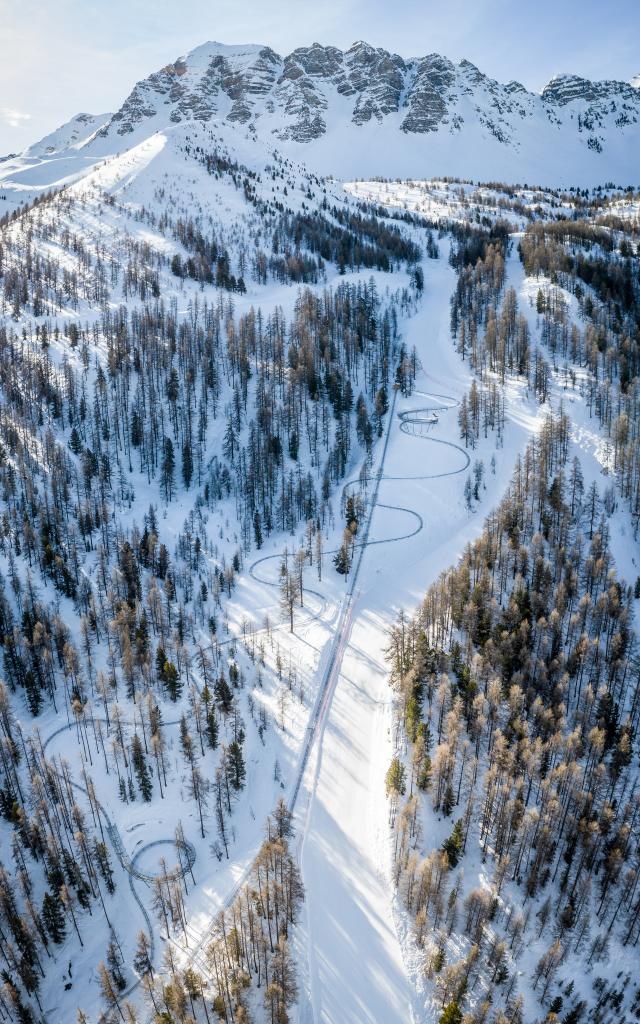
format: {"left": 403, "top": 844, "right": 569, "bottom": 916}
{"left": 383, "top": 186, "right": 640, "bottom": 1024}
{"left": 0, "top": 35, "right": 639, "bottom": 1024}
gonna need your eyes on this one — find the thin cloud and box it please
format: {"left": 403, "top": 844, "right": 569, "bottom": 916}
{"left": 0, "top": 107, "right": 32, "bottom": 128}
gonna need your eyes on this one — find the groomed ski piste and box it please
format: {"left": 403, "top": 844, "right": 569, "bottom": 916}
{"left": 163, "top": 243, "right": 543, "bottom": 1023}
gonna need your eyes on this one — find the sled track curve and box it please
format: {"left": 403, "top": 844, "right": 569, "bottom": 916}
{"left": 41, "top": 717, "right": 196, "bottom": 999}
{"left": 214, "top": 391, "right": 468, "bottom": 648}
{"left": 248, "top": 390, "right": 469, "bottom": 586}
{"left": 243, "top": 385, "right": 472, "bottom": 820}
{"left": 48, "top": 384, "right": 471, "bottom": 1008}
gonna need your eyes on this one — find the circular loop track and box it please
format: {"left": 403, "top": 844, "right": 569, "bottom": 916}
{"left": 130, "top": 838, "right": 197, "bottom": 883}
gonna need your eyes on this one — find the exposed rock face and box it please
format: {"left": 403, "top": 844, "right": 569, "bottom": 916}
{"left": 90, "top": 40, "right": 640, "bottom": 162}
{"left": 540, "top": 73, "right": 639, "bottom": 146}
{"left": 273, "top": 44, "right": 338, "bottom": 141}
{"left": 106, "top": 47, "right": 282, "bottom": 134}
{"left": 401, "top": 54, "right": 456, "bottom": 133}
{"left": 107, "top": 64, "right": 188, "bottom": 135}
{"left": 216, "top": 47, "right": 280, "bottom": 123}
{"left": 542, "top": 73, "right": 634, "bottom": 105}
{"left": 271, "top": 41, "right": 408, "bottom": 138}
{"left": 345, "top": 42, "right": 406, "bottom": 124}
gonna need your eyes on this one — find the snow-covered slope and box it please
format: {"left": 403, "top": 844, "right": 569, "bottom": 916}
{"left": 1, "top": 39, "right": 639, "bottom": 1019}
{"left": 0, "top": 111, "right": 112, "bottom": 213}
{"left": 1, "top": 39, "right": 639, "bottom": 215}
{"left": 0, "top": 99, "right": 425, "bottom": 1023}
{"left": 24, "top": 111, "right": 112, "bottom": 156}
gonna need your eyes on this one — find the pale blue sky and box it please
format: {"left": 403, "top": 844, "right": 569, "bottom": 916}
{"left": 1, "top": 0, "right": 638, "bottom": 153}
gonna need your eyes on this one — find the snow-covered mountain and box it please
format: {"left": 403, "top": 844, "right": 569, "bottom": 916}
{"left": 2, "top": 33, "right": 640, "bottom": 1024}
{"left": 94, "top": 42, "right": 639, "bottom": 147}
{"left": 1, "top": 39, "right": 639, "bottom": 213}
{"left": 74, "top": 40, "right": 640, "bottom": 183}
{"left": 0, "top": 111, "right": 113, "bottom": 214}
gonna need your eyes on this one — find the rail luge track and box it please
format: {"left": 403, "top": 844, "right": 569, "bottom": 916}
{"left": 41, "top": 717, "right": 196, "bottom": 999}
{"left": 44, "top": 383, "right": 471, "bottom": 1008}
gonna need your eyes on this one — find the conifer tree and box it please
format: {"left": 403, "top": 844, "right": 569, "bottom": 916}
{"left": 439, "top": 1002, "right": 462, "bottom": 1024}
{"left": 161, "top": 437, "right": 175, "bottom": 501}
{"left": 442, "top": 821, "right": 464, "bottom": 868}
{"left": 42, "top": 891, "right": 66, "bottom": 944}
{"left": 226, "top": 740, "right": 246, "bottom": 791}
{"left": 385, "top": 758, "right": 406, "bottom": 798}
{"left": 132, "top": 734, "right": 153, "bottom": 802}
{"left": 182, "top": 438, "right": 193, "bottom": 489}
{"left": 133, "top": 931, "right": 153, "bottom": 980}
{"left": 107, "top": 931, "right": 127, "bottom": 991}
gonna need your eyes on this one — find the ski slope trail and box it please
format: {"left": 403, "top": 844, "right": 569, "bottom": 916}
{"left": 294, "top": 252, "right": 484, "bottom": 1024}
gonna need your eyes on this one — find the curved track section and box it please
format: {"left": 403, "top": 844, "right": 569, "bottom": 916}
{"left": 41, "top": 717, "right": 196, "bottom": 998}
{"left": 248, "top": 553, "right": 328, "bottom": 617}
{"left": 245, "top": 384, "right": 472, "bottom": 820}
{"left": 245, "top": 389, "right": 470, "bottom": 593}
{"left": 130, "top": 838, "right": 197, "bottom": 883}
{"left": 43, "top": 384, "right": 471, "bottom": 1009}
{"left": 216, "top": 390, "right": 469, "bottom": 649}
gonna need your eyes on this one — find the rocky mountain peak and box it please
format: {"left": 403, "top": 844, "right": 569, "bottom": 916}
{"left": 18, "top": 39, "right": 637, "bottom": 187}
{"left": 542, "top": 71, "right": 638, "bottom": 105}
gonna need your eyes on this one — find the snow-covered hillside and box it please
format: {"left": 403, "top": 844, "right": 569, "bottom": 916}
{"left": 0, "top": 33, "right": 639, "bottom": 1024}
{"left": 0, "top": 112, "right": 112, "bottom": 214}
{"left": 24, "top": 112, "right": 112, "bottom": 157}
{"left": 0, "top": 94, "right": 429, "bottom": 1023}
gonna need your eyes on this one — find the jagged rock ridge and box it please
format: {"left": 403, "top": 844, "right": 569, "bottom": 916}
{"left": 93, "top": 39, "right": 640, "bottom": 156}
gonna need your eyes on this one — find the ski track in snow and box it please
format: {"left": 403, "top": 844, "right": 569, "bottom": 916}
{"left": 292, "top": 254, "right": 494, "bottom": 1024}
